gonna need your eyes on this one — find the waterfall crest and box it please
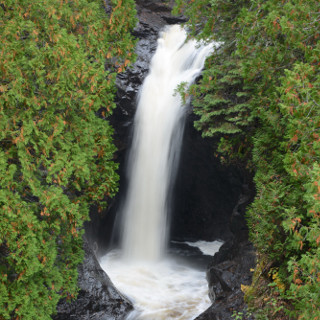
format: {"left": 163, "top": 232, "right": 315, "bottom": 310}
{"left": 120, "top": 25, "right": 213, "bottom": 261}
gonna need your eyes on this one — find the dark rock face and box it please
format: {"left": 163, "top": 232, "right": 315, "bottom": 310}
{"left": 195, "top": 239, "right": 256, "bottom": 320}
{"left": 195, "top": 189, "right": 256, "bottom": 320}
{"left": 170, "top": 116, "right": 244, "bottom": 242}
{"left": 53, "top": 239, "right": 133, "bottom": 320}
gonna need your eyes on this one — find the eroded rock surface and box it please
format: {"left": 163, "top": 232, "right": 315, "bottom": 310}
{"left": 53, "top": 239, "right": 132, "bottom": 320}
{"left": 195, "top": 190, "right": 256, "bottom": 320}
{"left": 195, "top": 240, "right": 255, "bottom": 320}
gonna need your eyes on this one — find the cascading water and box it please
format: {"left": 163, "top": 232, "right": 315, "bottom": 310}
{"left": 121, "top": 24, "right": 214, "bottom": 262}
{"left": 100, "top": 25, "right": 220, "bottom": 320}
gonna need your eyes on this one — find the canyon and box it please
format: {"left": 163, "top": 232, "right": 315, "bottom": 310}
{"left": 54, "top": 1, "right": 255, "bottom": 319}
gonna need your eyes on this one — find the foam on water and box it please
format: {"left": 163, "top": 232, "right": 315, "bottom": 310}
{"left": 100, "top": 251, "right": 211, "bottom": 320}
{"left": 185, "top": 240, "right": 224, "bottom": 256}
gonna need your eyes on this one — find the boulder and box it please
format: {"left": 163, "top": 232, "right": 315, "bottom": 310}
{"left": 195, "top": 238, "right": 256, "bottom": 320}
{"left": 53, "top": 239, "right": 133, "bottom": 320}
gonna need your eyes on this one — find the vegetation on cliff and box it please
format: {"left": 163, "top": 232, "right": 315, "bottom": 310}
{"left": 173, "top": 0, "right": 320, "bottom": 318}
{"left": 0, "top": 0, "right": 137, "bottom": 318}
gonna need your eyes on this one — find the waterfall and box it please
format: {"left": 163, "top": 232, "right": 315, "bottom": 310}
{"left": 100, "top": 25, "right": 220, "bottom": 320}
{"left": 121, "top": 25, "right": 213, "bottom": 261}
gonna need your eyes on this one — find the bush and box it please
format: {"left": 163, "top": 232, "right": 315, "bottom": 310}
{"left": 173, "top": 0, "right": 320, "bottom": 318}
{"left": 0, "top": 0, "right": 137, "bottom": 318}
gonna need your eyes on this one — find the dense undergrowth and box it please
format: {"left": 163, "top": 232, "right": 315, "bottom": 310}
{"left": 173, "top": 0, "right": 320, "bottom": 319}
{"left": 0, "top": 0, "right": 137, "bottom": 318}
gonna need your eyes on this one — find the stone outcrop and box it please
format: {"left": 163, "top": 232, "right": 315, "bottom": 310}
{"left": 53, "top": 239, "right": 133, "bottom": 320}
{"left": 195, "top": 240, "right": 255, "bottom": 320}
{"left": 195, "top": 186, "right": 256, "bottom": 320}
{"left": 170, "top": 117, "right": 244, "bottom": 243}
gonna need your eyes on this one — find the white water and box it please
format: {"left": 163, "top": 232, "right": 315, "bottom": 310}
{"left": 100, "top": 251, "right": 213, "bottom": 320}
{"left": 100, "top": 241, "right": 222, "bottom": 320}
{"left": 185, "top": 240, "right": 224, "bottom": 256}
{"left": 119, "top": 25, "right": 214, "bottom": 262}
{"left": 101, "top": 25, "right": 217, "bottom": 319}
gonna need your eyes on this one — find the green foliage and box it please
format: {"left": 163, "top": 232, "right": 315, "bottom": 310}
{"left": 174, "top": 0, "right": 320, "bottom": 318}
{"left": 0, "top": 0, "right": 137, "bottom": 319}
{"left": 232, "top": 309, "right": 254, "bottom": 320}
{"left": 173, "top": 0, "right": 255, "bottom": 168}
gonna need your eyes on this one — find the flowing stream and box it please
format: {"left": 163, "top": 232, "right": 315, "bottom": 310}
{"left": 100, "top": 25, "right": 218, "bottom": 320}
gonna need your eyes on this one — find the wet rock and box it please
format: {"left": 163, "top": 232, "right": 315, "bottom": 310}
{"left": 207, "top": 265, "right": 235, "bottom": 302}
{"left": 170, "top": 118, "right": 244, "bottom": 243}
{"left": 195, "top": 239, "right": 256, "bottom": 320}
{"left": 168, "top": 241, "right": 213, "bottom": 270}
{"left": 193, "top": 182, "right": 255, "bottom": 320}
{"left": 53, "top": 239, "right": 133, "bottom": 320}
{"left": 111, "top": 0, "right": 187, "bottom": 151}
{"left": 230, "top": 184, "right": 252, "bottom": 242}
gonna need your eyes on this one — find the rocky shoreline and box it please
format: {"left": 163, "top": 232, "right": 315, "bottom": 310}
{"left": 53, "top": 240, "right": 133, "bottom": 320}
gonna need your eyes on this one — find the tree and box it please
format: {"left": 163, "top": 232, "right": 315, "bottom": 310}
{"left": 173, "top": 0, "right": 254, "bottom": 167}
{"left": 174, "top": 0, "right": 320, "bottom": 318}
{"left": 0, "top": 0, "right": 137, "bottom": 318}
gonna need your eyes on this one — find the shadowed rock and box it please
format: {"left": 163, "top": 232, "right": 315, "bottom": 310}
{"left": 53, "top": 239, "right": 133, "bottom": 320}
